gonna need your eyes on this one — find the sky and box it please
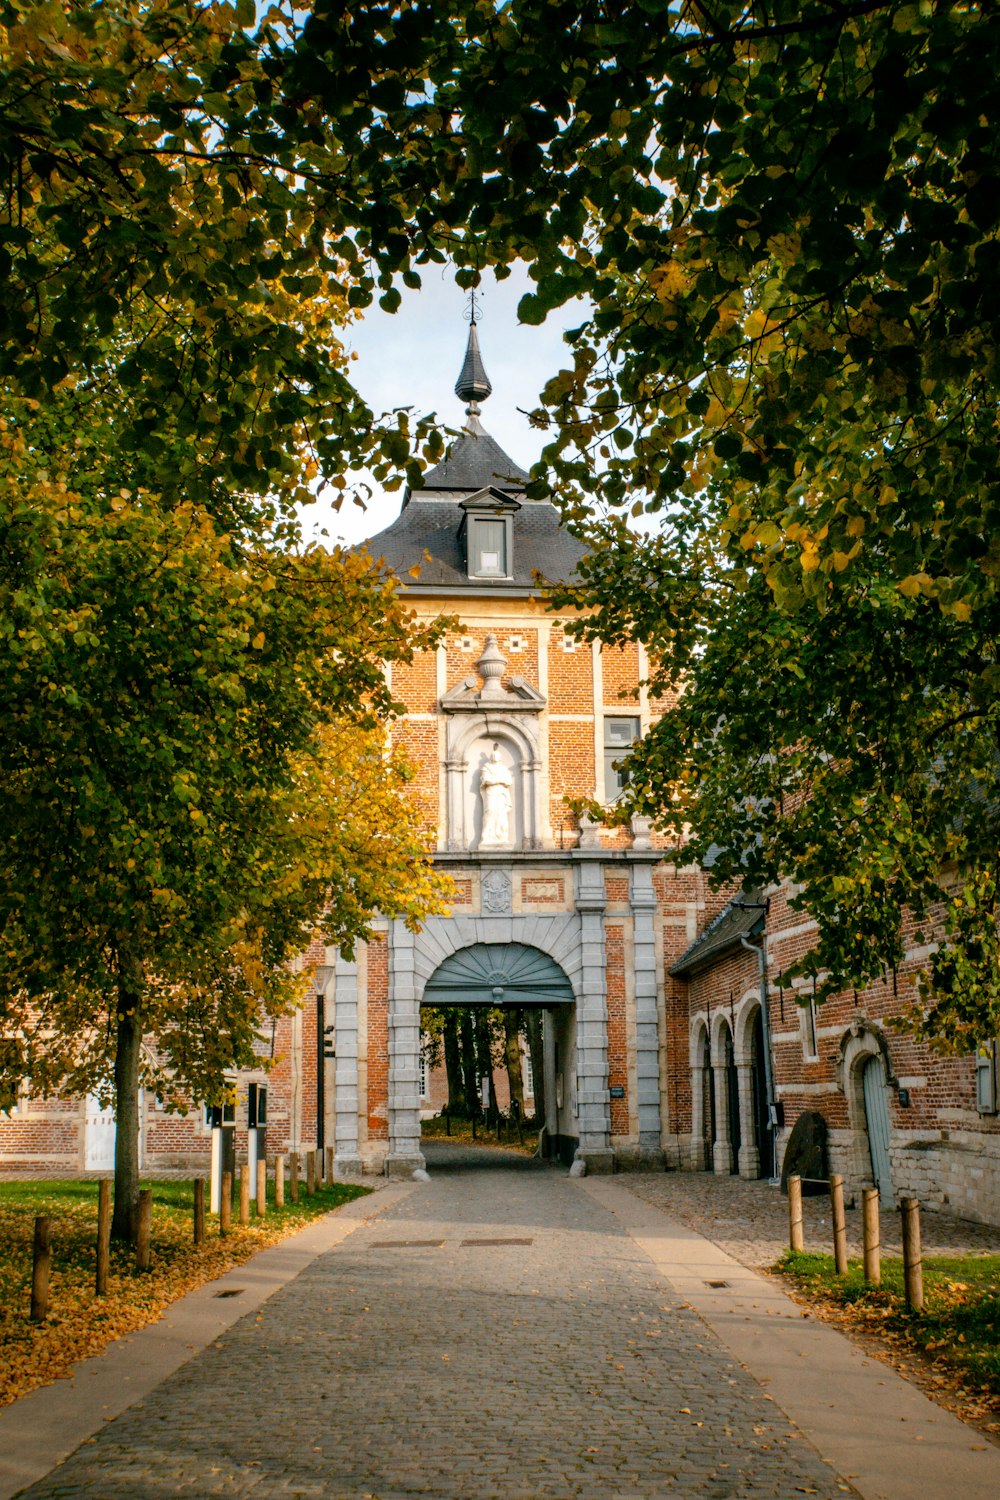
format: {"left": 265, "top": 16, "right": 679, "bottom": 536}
{"left": 299, "top": 265, "right": 584, "bottom": 547}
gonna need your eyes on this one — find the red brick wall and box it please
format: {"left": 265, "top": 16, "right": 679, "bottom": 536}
{"left": 367, "top": 938, "right": 390, "bottom": 1140}
{"left": 606, "top": 923, "right": 629, "bottom": 1136}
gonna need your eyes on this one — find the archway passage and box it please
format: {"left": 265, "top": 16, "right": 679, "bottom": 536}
{"left": 419, "top": 942, "right": 577, "bottom": 1169}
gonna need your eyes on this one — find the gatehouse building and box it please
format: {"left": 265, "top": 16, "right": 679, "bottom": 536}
{"left": 2, "top": 320, "right": 998, "bottom": 1227}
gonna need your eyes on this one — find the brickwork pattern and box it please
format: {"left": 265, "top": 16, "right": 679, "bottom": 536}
{"left": 605, "top": 923, "right": 630, "bottom": 1139}
{"left": 367, "top": 939, "right": 390, "bottom": 1141}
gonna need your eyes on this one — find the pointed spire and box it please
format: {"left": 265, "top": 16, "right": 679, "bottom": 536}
{"left": 455, "top": 292, "right": 492, "bottom": 426}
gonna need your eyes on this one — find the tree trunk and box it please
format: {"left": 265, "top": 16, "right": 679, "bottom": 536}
{"left": 504, "top": 1010, "right": 525, "bottom": 1116}
{"left": 459, "top": 1009, "right": 479, "bottom": 1118}
{"left": 443, "top": 1011, "right": 465, "bottom": 1116}
{"left": 526, "top": 1010, "right": 545, "bottom": 1124}
{"left": 111, "top": 958, "right": 143, "bottom": 1244}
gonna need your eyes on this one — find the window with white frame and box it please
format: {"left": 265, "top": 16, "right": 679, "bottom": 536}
{"left": 522, "top": 1046, "right": 534, "bottom": 1099}
{"left": 469, "top": 517, "right": 508, "bottom": 578}
{"left": 604, "top": 716, "right": 641, "bottom": 802}
{"left": 419, "top": 1052, "right": 428, "bottom": 1100}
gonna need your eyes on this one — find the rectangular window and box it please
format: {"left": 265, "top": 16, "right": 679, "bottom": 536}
{"left": 419, "top": 1053, "right": 428, "bottom": 1100}
{"left": 522, "top": 1047, "right": 534, "bottom": 1099}
{"left": 471, "top": 518, "right": 507, "bottom": 577}
{"left": 803, "top": 997, "right": 819, "bottom": 1060}
{"left": 604, "top": 716, "right": 640, "bottom": 801}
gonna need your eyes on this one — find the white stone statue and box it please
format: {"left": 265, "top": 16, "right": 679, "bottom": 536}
{"left": 479, "top": 743, "right": 514, "bottom": 847}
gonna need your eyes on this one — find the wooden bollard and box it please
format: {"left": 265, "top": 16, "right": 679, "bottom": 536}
{"left": 306, "top": 1150, "right": 316, "bottom": 1196}
{"left": 239, "top": 1164, "right": 251, "bottom": 1226}
{"left": 289, "top": 1152, "right": 299, "bottom": 1203}
{"left": 274, "top": 1154, "right": 285, "bottom": 1209}
{"left": 325, "top": 1145, "right": 334, "bottom": 1188}
{"left": 829, "top": 1173, "right": 848, "bottom": 1275}
{"left": 220, "top": 1170, "right": 232, "bottom": 1235}
{"left": 862, "top": 1187, "right": 880, "bottom": 1285}
{"left": 136, "top": 1189, "right": 153, "bottom": 1271}
{"left": 194, "top": 1179, "right": 206, "bottom": 1245}
{"left": 96, "top": 1179, "right": 111, "bottom": 1295}
{"left": 31, "top": 1215, "right": 51, "bottom": 1322}
{"left": 256, "top": 1157, "right": 267, "bottom": 1216}
{"left": 788, "top": 1174, "right": 804, "bottom": 1252}
{"left": 901, "top": 1197, "right": 924, "bottom": 1311}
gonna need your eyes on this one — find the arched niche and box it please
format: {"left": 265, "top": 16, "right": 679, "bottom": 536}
{"left": 444, "top": 713, "right": 543, "bottom": 851}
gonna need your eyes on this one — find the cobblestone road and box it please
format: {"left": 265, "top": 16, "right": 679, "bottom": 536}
{"left": 24, "top": 1146, "right": 853, "bottom": 1500}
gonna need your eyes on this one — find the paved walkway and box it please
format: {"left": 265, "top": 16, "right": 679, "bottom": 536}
{"left": 10, "top": 1146, "right": 1000, "bottom": 1500}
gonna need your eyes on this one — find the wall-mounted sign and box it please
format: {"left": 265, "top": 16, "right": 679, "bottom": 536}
{"left": 609, "top": 1085, "right": 625, "bottom": 1100}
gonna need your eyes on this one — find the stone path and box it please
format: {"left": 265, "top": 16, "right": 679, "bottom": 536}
{"left": 615, "top": 1170, "right": 1000, "bottom": 1271}
{"left": 21, "top": 1144, "right": 850, "bottom": 1500}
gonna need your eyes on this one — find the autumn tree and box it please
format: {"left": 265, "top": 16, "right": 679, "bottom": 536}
{"left": 0, "top": 399, "right": 450, "bottom": 1236}
{"left": 0, "top": 0, "right": 455, "bottom": 1237}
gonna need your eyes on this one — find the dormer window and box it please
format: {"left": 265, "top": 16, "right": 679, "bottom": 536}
{"left": 459, "top": 485, "right": 520, "bottom": 583}
{"left": 471, "top": 517, "right": 508, "bottom": 578}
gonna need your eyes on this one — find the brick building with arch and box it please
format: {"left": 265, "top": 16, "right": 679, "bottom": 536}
{"left": 3, "top": 321, "right": 998, "bottom": 1226}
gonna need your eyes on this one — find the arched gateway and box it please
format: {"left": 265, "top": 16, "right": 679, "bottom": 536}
{"left": 322, "top": 318, "right": 669, "bottom": 1183}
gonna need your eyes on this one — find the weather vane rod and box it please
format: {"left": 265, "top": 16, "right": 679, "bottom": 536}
{"left": 464, "top": 287, "right": 483, "bottom": 324}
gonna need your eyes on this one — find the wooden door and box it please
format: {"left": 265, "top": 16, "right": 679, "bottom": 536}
{"left": 862, "top": 1055, "right": 893, "bottom": 1201}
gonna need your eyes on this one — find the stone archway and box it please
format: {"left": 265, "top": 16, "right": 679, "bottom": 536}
{"left": 418, "top": 942, "right": 579, "bottom": 1173}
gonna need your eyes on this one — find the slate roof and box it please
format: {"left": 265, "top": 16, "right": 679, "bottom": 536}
{"left": 669, "top": 893, "right": 766, "bottom": 977}
{"left": 418, "top": 421, "right": 531, "bottom": 492}
{"left": 364, "top": 495, "right": 586, "bottom": 592}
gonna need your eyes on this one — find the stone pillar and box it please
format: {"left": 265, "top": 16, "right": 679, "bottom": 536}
{"left": 332, "top": 955, "right": 363, "bottom": 1177}
{"left": 543, "top": 1008, "right": 558, "bottom": 1151}
{"left": 712, "top": 1058, "right": 732, "bottom": 1175}
{"left": 690, "top": 1063, "right": 709, "bottom": 1171}
{"left": 631, "top": 861, "right": 665, "bottom": 1166}
{"left": 736, "top": 1063, "right": 760, "bottom": 1179}
{"left": 574, "top": 859, "right": 614, "bottom": 1173}
{"left": 385, "top": 920, "right": 425, "bottom": 1176}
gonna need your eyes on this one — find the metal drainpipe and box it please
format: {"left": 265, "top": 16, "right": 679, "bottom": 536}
{"left": 739, "top": 923, "right": 778, "bottom": 1175}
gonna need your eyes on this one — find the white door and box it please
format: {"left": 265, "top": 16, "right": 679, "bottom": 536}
{"left": 84, "top": 1094, "right": 116, "bottom": 1171}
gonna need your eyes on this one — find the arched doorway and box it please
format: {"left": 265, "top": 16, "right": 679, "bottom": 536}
{"left": 420, "top": 942, "right": 578, "bottom": 1169}
{"left": 750, "top": 1009, "right": 775, "bottom": 1179}
{"left": 724, "top": 1027, "right": 741, "bottom": 1175}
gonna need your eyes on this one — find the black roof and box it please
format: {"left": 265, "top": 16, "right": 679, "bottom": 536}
{"left": 669, "top": 894, "right": 765, "bottom": 977}
{"left": 364, "top": 496, "right": 586, "bottom": 593}
{"left": 418, "top": 421, "right": 531, "bottom": 492}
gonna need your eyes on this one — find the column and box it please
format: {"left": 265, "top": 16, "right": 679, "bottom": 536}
{"left": 385, "top": 919, "right": 425, "bottom": 1176}
{"left": 333, "top": 954, "right": 363, "bottom": 1176}
{"left": 574, "top": 859, "right": 614, "bottom": 1172}
{"left": 712, "top": 1058, "right": 732, "bottom": 1175}
{"left": 631, "top": 861, "right": 665, "bottom": 1161}
{"left": 737, "top": 1062, "right": 760, "bottom": 1179}
{"left": 543, "top": 1008, "right": 558, "bottom": 1155}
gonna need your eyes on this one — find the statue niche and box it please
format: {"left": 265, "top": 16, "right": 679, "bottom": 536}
{"left": 440, "top": 635, "right": 546, "bottom": 852}
{"left": 479, "top": 742, "right": 514, "bottom": 848}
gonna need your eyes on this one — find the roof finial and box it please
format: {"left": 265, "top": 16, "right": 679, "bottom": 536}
{"left": 455, "top": 290, "right": 492, "bottom": 430}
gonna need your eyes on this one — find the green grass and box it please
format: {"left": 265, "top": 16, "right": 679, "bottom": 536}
{"left": 777, "top": 1248, "right": 1000, "bottom": 1400}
